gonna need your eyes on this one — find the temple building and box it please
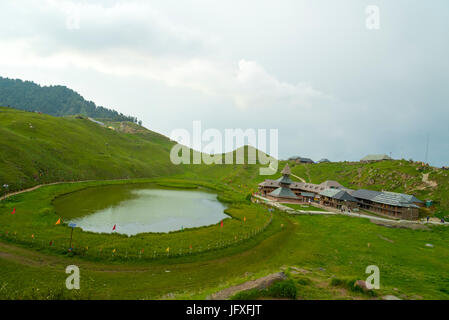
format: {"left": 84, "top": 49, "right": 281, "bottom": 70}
{"left": 258, "top": 164, "right": 423, "bottom": 220}
{"left": 265, "top": 164, "right": 301, "bottom": 203}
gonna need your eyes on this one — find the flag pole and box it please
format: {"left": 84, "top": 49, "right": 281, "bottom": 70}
{"left": 68, "top": 223, "right": 76, "bottom": 250}
{"left": 69, "top": 227, "right": 74, "bottom": 250}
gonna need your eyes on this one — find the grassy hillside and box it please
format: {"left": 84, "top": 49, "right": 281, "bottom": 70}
{"left": 0, "top": 107, "right": 179, "bottom": 191}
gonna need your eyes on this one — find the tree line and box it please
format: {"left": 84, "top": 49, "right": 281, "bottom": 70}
{"left": 0, "top": 77, "right": 139, "bottom": 123}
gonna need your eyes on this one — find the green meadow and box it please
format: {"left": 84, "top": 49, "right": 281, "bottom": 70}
{"left": 1, "top": 206, "right": 449, "bottom": 300}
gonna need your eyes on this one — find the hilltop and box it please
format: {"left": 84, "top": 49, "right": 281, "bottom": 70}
{"left": 0, "top": 77, "right": 138, "bottom": 122}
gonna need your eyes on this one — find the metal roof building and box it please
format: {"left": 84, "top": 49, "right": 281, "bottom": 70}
{"left": 319, "top": 188, "right": 358, "bottom": 202}
{"left": 350, "top": 189, "right": 420, "bottom": 208}
{"left": 360, "top": 154, "right": 393, "bottom": 162}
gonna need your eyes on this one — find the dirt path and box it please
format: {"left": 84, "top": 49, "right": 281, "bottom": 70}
{"left": 207, "top": 272, "right": 287, "bottom": 300}
{"left": 290, "top": 173, "right": 306, "bottom": 183}
{"left": 0, "top": 178, "right": 132, "bottom": 201}
{"left": 422, "top": 173, "right": 437, "bottom": 188}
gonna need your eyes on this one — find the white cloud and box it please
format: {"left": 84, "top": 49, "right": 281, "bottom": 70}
{"left": 0, "top": 0, "right": 326, "bottom": 111}
{"left": 233, "top": 60, "right": 325, "bottom": 108}
{"left": 2, "top": 0, "right": 446, "bottom": 165}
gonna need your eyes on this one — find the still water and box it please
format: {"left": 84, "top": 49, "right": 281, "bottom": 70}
{"left": 53, "top": 185, "right": 229, "bottom": 236}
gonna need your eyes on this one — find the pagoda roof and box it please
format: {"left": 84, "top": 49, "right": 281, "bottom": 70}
{"left": 276, "top": 175, "right": 293, "bottom": 185}
{"left": 268, "top": 186, "right": 299, "bottom": 199}
{"left": 281, "top": 164, "right": 291, "bottom": 175}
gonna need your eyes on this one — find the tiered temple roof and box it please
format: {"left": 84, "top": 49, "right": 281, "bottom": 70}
{"left": 268, "top": 164, "right": 299, "bottom": 199}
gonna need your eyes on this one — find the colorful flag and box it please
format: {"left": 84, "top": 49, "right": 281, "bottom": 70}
{"left": 243, "top": 216, "right": 246, "bottom": 222}
{"left": 31, "top": 234, "right": 34, "bottom": 239}
{"left": 55, "top": 218, "right": 61, "bottom": 225}
{"left": 112, "top": 224, "right": 116, "bottom": 231}
{"left": 11, "top": 208, "right": 15, "bottom": 215}
{"left": 220, "top": 220, "right": 223, "bottom": 228}
{"left": 166, "top": 247, "right": 170, "bottom": 253}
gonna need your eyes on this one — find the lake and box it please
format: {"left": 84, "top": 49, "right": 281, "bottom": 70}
{"left": 53, "top": 184, "right": 229, "bottom": 236}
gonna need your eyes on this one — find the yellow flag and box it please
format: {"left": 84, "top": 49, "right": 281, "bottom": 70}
{"left": 112, "top": 248, "right": 116, "bottom": 253}
{"left": 244, "top": 216, "right": 246, "bottom": 222}
{"left": 166, "top": 247, "right": 170, "bottom": 252}
{"left": 55, "top": 218, "right": 61, "bottom": 225}
{"left": 31, "top": 234, "right": 34, "bottom": 238}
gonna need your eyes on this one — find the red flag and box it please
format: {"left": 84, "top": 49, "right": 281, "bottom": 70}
{"left": 11, "top": 208, "right": 15, "bottom": 215}
{"left": 112, "top": 224, "right": 116, "bottom": 231}
{"left": 220, "top": 220, "right": 223, "bottom": 228}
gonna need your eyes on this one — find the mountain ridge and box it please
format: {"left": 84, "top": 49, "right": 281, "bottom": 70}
{"left": 0, "top": 76, "right": 139, "bottom": 122}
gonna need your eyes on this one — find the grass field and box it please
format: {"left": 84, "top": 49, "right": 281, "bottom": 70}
{"left": 1, "top": 207, "right": 449, "bottom": 299}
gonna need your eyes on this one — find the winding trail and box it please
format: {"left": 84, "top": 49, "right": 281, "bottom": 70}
{"left": 0, "top": 178, "right": 132, "bottom": 201}
{"left": 422, "top": 173, "right": 437, "bottom": 188}
{"left": 291, "top": 173, "right": 306, "bottom": 183}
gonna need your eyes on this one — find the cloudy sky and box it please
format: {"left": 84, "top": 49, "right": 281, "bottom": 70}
{"left": 0, "top": 0, "right": 448, "bottom": 166}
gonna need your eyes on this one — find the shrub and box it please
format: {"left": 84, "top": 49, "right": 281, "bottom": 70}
{"left": 266, "top": 280, "right": 297, "bottom": 299}
{"left": 230, "top": 288, "right": 261, "bottom": 300}
{"left": 296, "top": 277, "right": 312, "bottom": 286}
{"left": 330, "top": 277, "right": 377, "bottom": 297}
{"left": 230, "top": 280, "right": 297, "bottom": 300}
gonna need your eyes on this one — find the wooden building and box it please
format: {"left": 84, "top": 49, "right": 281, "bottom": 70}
{"left": 319, "top": 189, "right": 359, "bottom": 210}
{"left": 258, "top": 169, "right": 423, "bottom": 220}
{"left": 350, "top": 189, "right": 420, "bottom": 220}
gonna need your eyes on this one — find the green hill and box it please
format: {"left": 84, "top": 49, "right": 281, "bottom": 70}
{"left": 0, "top": 77, "right": 138, "bottom": 122}
{"left": 0, "top": 107, "right": 178, "bottom": 191}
